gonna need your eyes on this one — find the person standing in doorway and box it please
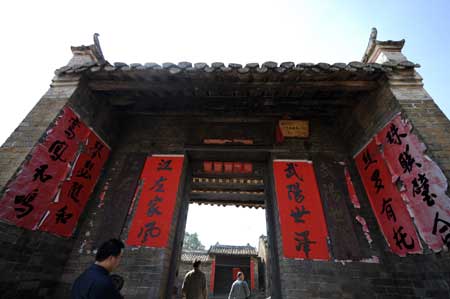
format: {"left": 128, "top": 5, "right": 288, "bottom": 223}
{"left": 71, "top": 238, "right": 125, "bottom": 299}
{"left": 181, "top": 259, "right": 207, "bottom": 299}
{"left": 228, "top": 272, "right": 250, "bottom": 299}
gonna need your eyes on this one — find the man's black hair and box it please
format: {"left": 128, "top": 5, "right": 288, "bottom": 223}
{"left": 95, "top": 239, "right": 125, "bottom": 262}
{"left": 193, "top": 259, "right": 201, "bottom": 268}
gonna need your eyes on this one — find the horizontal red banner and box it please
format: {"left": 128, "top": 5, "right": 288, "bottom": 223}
{"left": 203, "top": 161, "right": 253, "bottom": 174}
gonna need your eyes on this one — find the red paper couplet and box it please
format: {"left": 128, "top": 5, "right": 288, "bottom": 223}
{"left": 42, "top": 107, "right": 90, "bottom": 164}
{"left": 213, "top": 162, "right": 223, "bottom": 173}
{"left": 39, "top": 132, "right": 111, "bottom": 236}
{"left": 273, "top": 160, "right": 330, "bottom": 260}
{"left": 374, "top": 114, "right": 450, "bottom": 251}
{"left": 243, "top": 163, "right": 253, "bottom": 174}
{"left": 0, "top": 107, "right": 89, "bottom": 230}
{"left": 0, "top": 144, "right": 72, "bottom": 230}
{"left": 126, "top": 155, "right": 185, "bottom": 248}
{"left": 355, "top": 139, "right": 422, "bottom": 256}
{"left": 55, "top": 106, "right": 90, "bottom": 144}
{"left": 0, "top": 105, "right": 110, "bottom": 236}
{"left": 224, "top": 162, "right": 233, "bottom": 173}
{"left": 203, "top": 161, "right": 213, "bottom": 173}
{"left": 233, "top": 162, "right": 242, "bottom": 173}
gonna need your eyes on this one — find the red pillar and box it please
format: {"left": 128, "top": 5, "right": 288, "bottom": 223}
{"left": 210, "top": 258, "right": 216, "bottom": 294}
{"left": 250, "top": 258, "right": 255, "bottom": 290}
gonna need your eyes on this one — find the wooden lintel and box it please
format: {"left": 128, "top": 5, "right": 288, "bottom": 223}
{"left": 186, "top": 145, "right": 287, "bottom": 153}
{"left": 191, "top": 200, "right": 265, "bottom": 209}
{"left": 191, "top": 182, "right": 264, "bottom": 192}
{"left": 89, "top": 80, "right": 378, "bottom": 92}
{"left": 189, "top": 192, "right": 266, "bottom": 203}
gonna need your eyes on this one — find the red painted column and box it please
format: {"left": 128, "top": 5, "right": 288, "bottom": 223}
{"left": 250, "top": 258, "right": 255, "bottom": 290}
{"left": 209, "top": 258, "right": 216, "bottom": 294}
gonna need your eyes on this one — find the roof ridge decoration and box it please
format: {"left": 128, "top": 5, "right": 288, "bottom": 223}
{"left": 55, "top": 31, "right": 419, "bottom": 76}
{"left": 57, "top": 33, "right": 108, "bottom": 74}
{"left": 362, "top": 27, "right": 378, "bottom": 63}
{"left": 92, "top": 33, "right": 106, "bottom": 65}
{"left": 362, "top": 27, "right": 406, "bottom": 63}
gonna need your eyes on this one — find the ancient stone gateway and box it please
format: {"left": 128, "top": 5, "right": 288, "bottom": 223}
{"left": 1, "top": 29, "right": 450, "bottom": 298}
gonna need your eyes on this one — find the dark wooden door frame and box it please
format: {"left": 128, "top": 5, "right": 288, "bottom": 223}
{"left": 165, "top": 146, "right": 284, "bottom": 299}
{"left": 165, "top": 157, "right": 191, "bottom": 299}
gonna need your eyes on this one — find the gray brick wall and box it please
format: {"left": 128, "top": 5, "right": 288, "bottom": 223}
{"left": 0, "top": 78, "right": 81, "bottom": 299}
{"left": 3, "top": 65, "right": 450, "bottom": 299}
{"left": 0, "top": 74, "right": 119, "bottom": 299}
{"left": 53, "top": 115, "right": 189, "bottom": 298}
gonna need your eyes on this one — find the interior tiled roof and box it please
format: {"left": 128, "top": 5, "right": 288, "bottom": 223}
{"left": 181, "top": 250, "right": 211, "bottom": 263}
{"left": 209, "top": 243, "right": 257, "bottom": 256}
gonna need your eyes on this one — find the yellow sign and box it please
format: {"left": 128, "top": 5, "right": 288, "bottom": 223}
{"left": 279, "top": 120, "right": 309, "bottom": 138}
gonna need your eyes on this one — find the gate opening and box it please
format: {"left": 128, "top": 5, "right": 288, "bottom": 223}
{"left": 174, "top": 158, "right": 272, "bottom": 298}
{"left": 179, "top": 204, "right": 267, "bottom": 298}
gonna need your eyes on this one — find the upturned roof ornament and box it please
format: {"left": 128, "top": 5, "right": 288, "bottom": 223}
{"left": 362, "top": 27, "right": 377, "bottom": 63}
{"left": 93, "top": 33, "right": 106, "bottom": 65}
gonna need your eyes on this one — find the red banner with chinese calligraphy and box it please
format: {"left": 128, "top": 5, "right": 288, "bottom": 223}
{"left": 126, "top": 155, "right": 184, "bottom": 248}
{"left": 0, "top": 106, "right": 109, "bottom": 237}
{"left": 273, "top": 160, "right": 329, "bottom": 260}
{"left": 374, "top": 114, "right": 450, "bottom": 251}
{"left": 39, "top": 131, "right": 110, "bottom": 236}
{"left": 0, "top": 106, "right": 89, "bottom": 230}
{"left": 355, "top": 139, "right": 422, "bottom": 256}
{"left": 0, "top": 144, "right": 74, "bottom": 230}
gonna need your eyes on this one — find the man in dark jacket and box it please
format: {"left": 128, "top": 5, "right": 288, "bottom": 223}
{"left": 71, "top": 238, "right": 125, "bottom": 299}
{"left": 181, "top": 259, "right": 207, "bottom": 299}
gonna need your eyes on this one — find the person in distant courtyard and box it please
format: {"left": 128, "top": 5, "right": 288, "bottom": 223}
{"left": 228, "top": 272, "right": 250, "bottom": 299}
{"left": 71, "top": 238, "right": 125, "bottom": 299}
{"left": 181, "top": 259, "right": 207, "bottom": 299}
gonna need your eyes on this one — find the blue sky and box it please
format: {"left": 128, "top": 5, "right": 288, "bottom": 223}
{"left": 0, "top": 1, "right": 448, "bottom": 146}
{"left": 314, "top": 0, "right": 450, "bottom": 116}
{"left": 0, "top": 0, "right": 448, "bottom": 247}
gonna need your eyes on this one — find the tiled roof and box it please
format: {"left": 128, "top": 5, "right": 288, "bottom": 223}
{"left": 56, "top": 60, "right": 419, "bottom": 77}
{"left": 58, "top": 32, "right": 419, "bottom": 84}
{"left": 209, "top": 243, "right": 257, "bottom": 256}
{"left": 180, "top": 250, "right": 211, "bottom": 263}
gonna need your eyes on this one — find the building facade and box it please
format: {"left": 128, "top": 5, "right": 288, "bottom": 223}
{"left": 1, "top": 29, "right": 450, "bottom": 298}
{"left": 178, "top": 244, "right": 260, "bottom": 298}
